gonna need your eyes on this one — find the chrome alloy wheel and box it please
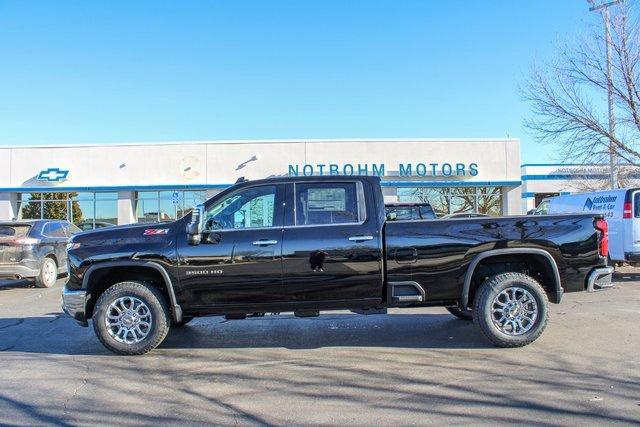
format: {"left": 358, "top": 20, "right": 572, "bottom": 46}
{"left": 491, "top": 287, "right": 538, "bottom": 336}
{"left": 42, "top": 259, "right": 56, "bottom": 286}
{"left": 105, "top": 296, "right": 153, "bottom": 344}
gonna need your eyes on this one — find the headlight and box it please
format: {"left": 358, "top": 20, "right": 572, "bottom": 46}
{"left": 66, "top": 242, "right": 81, "bottom": 250}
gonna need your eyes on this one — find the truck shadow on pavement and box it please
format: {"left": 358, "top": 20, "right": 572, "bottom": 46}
{"left": 0, "top": 312, "right": 493, "bottom": 355}
{"left": 162, "top": 313, "right": 493, "bottom": 351}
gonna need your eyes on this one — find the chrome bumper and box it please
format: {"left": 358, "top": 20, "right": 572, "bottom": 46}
{"left": 62, "top": 288, "right": 89, "bottom": 326}
{"left": 586, "top": 266, "right": 615, "bottom": 292}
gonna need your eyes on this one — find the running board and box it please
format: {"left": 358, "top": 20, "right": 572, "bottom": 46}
{"left": 389, "top": 281, "right": 425, "bottom": 304}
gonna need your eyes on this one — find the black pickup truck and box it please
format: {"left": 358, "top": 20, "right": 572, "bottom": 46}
{"left": 62, "top": 176, "right": 613, "bottom": 355}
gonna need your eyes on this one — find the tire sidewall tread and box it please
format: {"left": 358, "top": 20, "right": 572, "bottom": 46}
{"left": 472, "top": 272, "right": 549, "bottom": 348}
{"left": 36, "top": 257, "right": 57, "bottom": 288}
{"left": 92, "top": 281, "right": 170, "bottom": 355}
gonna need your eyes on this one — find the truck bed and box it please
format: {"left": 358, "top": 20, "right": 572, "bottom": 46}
{"left": 384, "top": 213, "right": 603, "bottom": 303}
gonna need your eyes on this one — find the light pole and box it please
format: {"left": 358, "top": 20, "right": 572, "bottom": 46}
{"left": 587, "top": 0, "right": 623, "bottom": 189}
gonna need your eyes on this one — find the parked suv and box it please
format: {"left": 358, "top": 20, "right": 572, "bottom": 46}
{"left": 385, "top": 202, "right": 437, "bottom": 220}
{"left": 0, "top": 220, "right": 81, "bottom": 287}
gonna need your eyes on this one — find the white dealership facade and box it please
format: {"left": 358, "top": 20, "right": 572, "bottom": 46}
{"left": 520, "top": 163, "right": 640, "bottom": 213}
{"left": 0, "top": 138, "right": 524, "bottom": 227}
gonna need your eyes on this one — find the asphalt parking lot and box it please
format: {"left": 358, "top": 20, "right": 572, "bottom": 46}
{"left": 0, "top": 272, "right": 639, "bottom": 426}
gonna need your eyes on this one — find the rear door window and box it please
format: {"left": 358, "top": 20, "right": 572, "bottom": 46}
{"left": 295, "top": 182, "right": 363, "bottom": 226}
{"left": 43, "top": 222, "right": 66, "bottom": 238}
{"left": 0, "top": 225, "right": 31, "bottom": 239}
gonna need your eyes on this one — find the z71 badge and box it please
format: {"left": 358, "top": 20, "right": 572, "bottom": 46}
{"left": 144, "top": 229, "right": 169, "bottom": 235}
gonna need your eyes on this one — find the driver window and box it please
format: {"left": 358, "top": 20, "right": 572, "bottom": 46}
{"left": 204, "top": 185, "right": 276, "bottom": 231}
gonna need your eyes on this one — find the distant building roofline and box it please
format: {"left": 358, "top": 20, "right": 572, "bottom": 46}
{"left": 0, "top": 137, "right": 519, "bottom": 150}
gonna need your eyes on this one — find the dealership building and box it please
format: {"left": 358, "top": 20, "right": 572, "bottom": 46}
{"left": 0, "top": 138, "right": 617, "bottom": 228}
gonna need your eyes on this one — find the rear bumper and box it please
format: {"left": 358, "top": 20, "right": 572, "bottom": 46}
{"left": 61, "top": 287, "right": 89, "bottom": 327}
{"left": 624, "top": 252, "right": 640, "bottom": 262}
{"left": 586, "top": 266, "right": 614, "bottom": 292}
{"left": 0, "top": 263, "right": 39, "bottom": 279}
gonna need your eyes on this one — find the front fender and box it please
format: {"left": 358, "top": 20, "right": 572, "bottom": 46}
{"left": 82, "top": 260, "right": 183, "bottom": 322}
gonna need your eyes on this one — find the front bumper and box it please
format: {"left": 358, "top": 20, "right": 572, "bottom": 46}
{"left": 586, "top": 266, "right": 614, "bottom": 292}
{"left": 62, "top": 287, "right": 89, "bottom": 326}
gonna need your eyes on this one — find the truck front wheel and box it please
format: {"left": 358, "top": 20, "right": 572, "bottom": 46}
{"left": 92, "top": 281, "right": 170, "bottom": 355}
{"left": 473, "top": 272, "right": 549, "bottom": 347}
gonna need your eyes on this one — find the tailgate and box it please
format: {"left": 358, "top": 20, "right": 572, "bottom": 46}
{"left": 0, "top": 224, "right": 32, "bottom": 263}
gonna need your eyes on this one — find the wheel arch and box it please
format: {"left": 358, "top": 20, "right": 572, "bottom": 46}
{"left": 82, "top": 261, "right": 183, "bottom": 322}
{"left": 461, "top": 248, "right": 563, "bottom": 308}
{"left": 42, "top": 252, "right": 58, "bottom": 265}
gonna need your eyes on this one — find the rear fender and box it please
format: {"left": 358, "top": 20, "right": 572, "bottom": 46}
{"left": 461, "top": 248, "right": 563, "bottom": 308}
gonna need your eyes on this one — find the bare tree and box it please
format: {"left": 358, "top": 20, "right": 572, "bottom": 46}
{"left": 522, "top": 4, "right": 640, "bottom": 180}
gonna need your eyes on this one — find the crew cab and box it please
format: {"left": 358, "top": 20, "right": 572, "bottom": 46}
{"left": 62, "top": 176, "right": 613, "bottom": 355}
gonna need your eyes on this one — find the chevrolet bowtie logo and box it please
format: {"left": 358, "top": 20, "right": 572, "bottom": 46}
{"left": 37, "top": 168, "right": 69, "bottom": 182}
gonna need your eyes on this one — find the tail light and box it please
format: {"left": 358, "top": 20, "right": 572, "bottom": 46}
{"left": 13, "top": 237, "right": 40, "bottom": 245}
{"left": 595, "top": 218, "right": 608, "bottom": 258}
{"left": 623, "top": 202, "right": 632, "bottom": 218}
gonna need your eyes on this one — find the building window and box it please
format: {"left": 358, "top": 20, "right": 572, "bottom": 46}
{"left": 135, "top": 190, "right": 207, "bottom": 223}
{"left": 397, "top": 187, "right": 503, "bottom": 216}
{"left": 17, "top": 192, "right": 118, "bottom": 230}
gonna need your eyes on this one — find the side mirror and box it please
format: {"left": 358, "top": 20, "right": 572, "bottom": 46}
{"left": 186, "top": 204, "right": 205, "bottom": 245}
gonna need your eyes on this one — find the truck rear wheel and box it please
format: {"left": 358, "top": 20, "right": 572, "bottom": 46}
{"left": 473, "top": 272, "right": 548, "bottom": 348}
{"left": 446, "top": 306, "right": 473, "bottom": 321}
{"left": 92, "top": 281, "right": 170, "bottom": 355}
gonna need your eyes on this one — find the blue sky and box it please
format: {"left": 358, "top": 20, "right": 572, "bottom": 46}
{"left": 0, "top": 1, "right": 597, "bottom": 163}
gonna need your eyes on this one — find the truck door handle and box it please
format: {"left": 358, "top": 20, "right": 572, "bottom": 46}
{"left": 252, "top": 239, "right": 278, "bottom": 246}
{"left": 348, "top": 235, "right": 374, "bottom": 242}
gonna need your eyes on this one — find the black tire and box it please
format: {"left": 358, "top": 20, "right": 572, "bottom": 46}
{"left": 473, "top": 272, "right": 549, "bottom": 348}
{"left": 446, "top": 306, "right": 473, "bottom": 321}
{"left": 172, "top": 316, "right": 194, "bottom": 327}
{"left": 35, "top": 257, "right": 57, "bottom": 288}
{"left": 92, "top": 281, "right": 170, "bottom": 355}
